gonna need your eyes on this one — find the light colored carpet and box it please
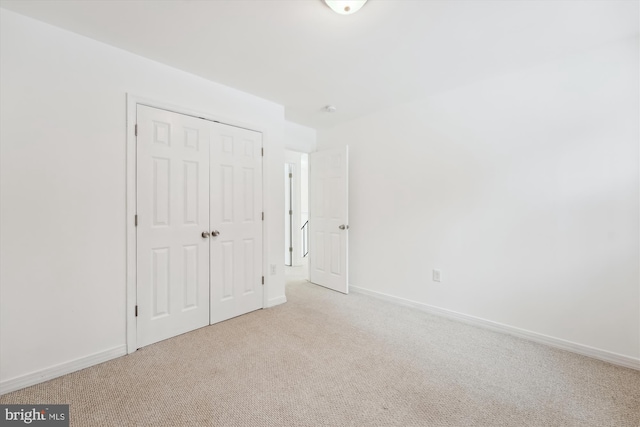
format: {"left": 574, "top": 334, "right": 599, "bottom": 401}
{"left": 1, "top": 278, "right": 639, "bottom": 426}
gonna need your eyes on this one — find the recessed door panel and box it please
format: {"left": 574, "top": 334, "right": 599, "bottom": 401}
{"left": 243, "top": 168, "right": 255, "bottom": 221}
{"left": 222, "top": 241, "right": 234, "bottom": 300}
{"left": 153, "top": 121, "right": 170, "bottom": 146}
{"left": 243, "top": 239, "right": 255, "bottom": 295}
{"left": 221, "top": 166, "right": 234, "bottom": 223}
{"left": 183, "top": 245, "right": 198, "bottom": 310}
{"left": 244, "top": 138, "right": 254, "bottom": 157}
{"left": 183, "top": 161, "right": 199, "bottom": 225}
{"left": 330, "top": 233, "right": 341, "bottom": 275}
{"left": 315, "top": 180, "right": 325, "bottom": 219}
{"left": 153, "top": 158, "right": 170, "bottom": 227}
{"left": 151, "top": 247, "right": 170, "bottom": 318}
{"left": 314, "top": 231, "right": 325, "bottom": 272}
{"left": 184, "top": 128, "right": 199, "bottom": 150}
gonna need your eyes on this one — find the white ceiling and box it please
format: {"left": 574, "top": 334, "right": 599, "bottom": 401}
{"left": 1, "top": 0, "right": 638, "bottom": 129}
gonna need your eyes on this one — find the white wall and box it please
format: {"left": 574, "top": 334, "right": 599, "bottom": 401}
{"left": 284, "top": 121, "right": 316, "bottom": 153}
{"left": 318, "top": 37, "right": 640, "bottom": 361}
{"left": 0, "top": 9, "right": 285, "bottom": 391}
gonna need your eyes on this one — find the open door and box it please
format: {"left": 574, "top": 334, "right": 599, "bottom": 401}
{"left": 309, "top": 146, "right": 349, "bottom": 294}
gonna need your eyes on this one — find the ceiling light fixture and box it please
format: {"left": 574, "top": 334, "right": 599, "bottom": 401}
{"left": 324, "top": 105, "right": 337, "bottom": 113}
{"left": 324, "top": 0, "right": 368, "bottom": 15}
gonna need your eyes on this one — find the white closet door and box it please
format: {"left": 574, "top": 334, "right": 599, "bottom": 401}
{"left": 136, "top": 105, "right": 211, "bottom": 348}
{"left": 209, "top": 123, "right": 263, "bottom": 324}
{"left": 309, "top": 146, "right": 349, "bottom": 294}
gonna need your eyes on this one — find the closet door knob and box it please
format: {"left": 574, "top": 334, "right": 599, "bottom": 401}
{"left": 202, "top": 231, "right": 210, "bottom": 238}
{"left": 211, "top": 230, "right": 220, "bottom": 237}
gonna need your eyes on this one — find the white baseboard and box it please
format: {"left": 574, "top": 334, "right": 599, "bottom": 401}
{"left": 349, "top": 285, "right": 640, "bottom": 371}
{"left": 0, "top": 345, "right": 127, "bottom": 395}
{"left": 266, "top": 295, "right": 287, "bottom": 308}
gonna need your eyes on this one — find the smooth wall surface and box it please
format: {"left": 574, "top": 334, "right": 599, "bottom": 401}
{"left": 0, "top": 9, "right": 286, "bottom": 386}
{"left": 284, "top": 121, "right": 317, "bottom": 153}
{"left": 318, "top": 37, "right": 640, "bottom": 359}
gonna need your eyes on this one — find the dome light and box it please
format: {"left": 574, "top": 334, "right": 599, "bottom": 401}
{"left": 324, "top": 0, "right": 368, "bottom": 15}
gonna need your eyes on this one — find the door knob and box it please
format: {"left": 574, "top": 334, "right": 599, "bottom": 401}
{"left": 201, "top": 231, "right": 210, "bottom": 238}
{"left": 339, "top": 225, "right": 349, "bottom": 230}
{"left": 211, "top": 230, "right": 220, "bottom": 236}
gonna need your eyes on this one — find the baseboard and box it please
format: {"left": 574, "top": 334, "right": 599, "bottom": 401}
{"left": 266, "top": 295, "right": 287, "bottom": 308}
{"left": 0, "top": 345, "right": 127, "bottom": 395}
{"left": 349, "top": 285, "right": 640, "bottom": 371}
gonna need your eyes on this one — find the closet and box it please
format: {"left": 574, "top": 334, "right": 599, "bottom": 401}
{"left": 136, "top": 105, "right": 263, "bottom": 348}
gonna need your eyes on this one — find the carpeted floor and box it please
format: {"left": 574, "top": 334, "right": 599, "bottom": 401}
{"left": 1, "top": 277, "right": 639, "bottom": 426}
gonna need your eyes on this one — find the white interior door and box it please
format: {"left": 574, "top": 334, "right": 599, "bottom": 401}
{"left": 309, "top": 146, "right": 349, "bottom": 294}
{"left": 209, "top": 123, "right": 264, "bottom": 324}
{"left": 136, "top": 105, "right": 211, "bottom": 348}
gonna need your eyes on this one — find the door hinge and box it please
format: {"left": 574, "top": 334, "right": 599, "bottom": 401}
{"left": 289, "top": 173, "right": 292, "bottom": 178}
{"left": 135, "top": 124, "right": 138, "bottom": 136}
{"left": 289, "top": 247, "right": 293, "bottom": 252}
{"left": 289, "top": 210, "right": 293, "bottom": 216}
{"left": 261, "top": 147, "right": 264, "bottom": 157}
{"left": 262, "top": 276, "right": 264, "bottom": 285}
{"left": 135, "top": 214, "right": 138, "bottom": 227}
{"left": 135, "top": 305, "right": 138, "bottom": 317}
{"left": 262, "top": 212, "right": 264, "bottom": 221}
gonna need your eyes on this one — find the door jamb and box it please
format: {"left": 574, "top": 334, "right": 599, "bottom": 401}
{"left": 284, "top": 150, "right": 305, "bottom": 266}
{"left": 126, "top": 93, "right": 268, "bottom": 354}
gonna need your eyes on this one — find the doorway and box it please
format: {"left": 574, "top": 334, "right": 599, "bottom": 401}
{"left": 285, "top": 163, "right": 293, "bottom": 266}
{"left": 284, "top": 147, "right": 349, "bottom": 291}
{"left": 284, "top": 151, "right": 309, "bottom": 280}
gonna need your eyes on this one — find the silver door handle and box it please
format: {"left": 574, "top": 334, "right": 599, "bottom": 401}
{"left": 339, "top": 225, "right": 349, "bottom": 230}
{"left": 211, "top": 230, "right": 220, "bottom": 237}
{"left": 202, "top": 231, "right": 210, "bottom": 238}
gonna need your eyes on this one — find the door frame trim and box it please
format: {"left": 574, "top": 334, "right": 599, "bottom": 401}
{"left": 126, "top": 94, "right": 268, "bottom": 354}
{"left": 284, "top": 150, "right": 305, "bottom": 267}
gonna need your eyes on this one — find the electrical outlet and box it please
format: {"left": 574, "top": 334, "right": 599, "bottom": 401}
{"left": 270, "top": 264, "right": 277, "bottom": 275}
{"left": 432, "top": 269, "right": 442, "bottom": 282}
